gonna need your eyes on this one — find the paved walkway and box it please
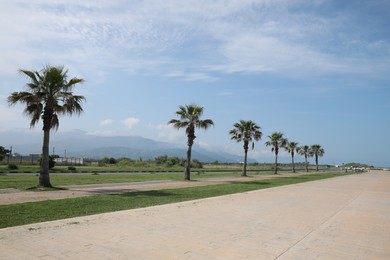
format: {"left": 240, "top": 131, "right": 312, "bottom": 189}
{"left": 0, "top": 171, "right": 389, "bottom": 259}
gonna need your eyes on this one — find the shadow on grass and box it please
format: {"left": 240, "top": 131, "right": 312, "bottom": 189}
{"left": 229, "top": 181, "right": 272, "bottom": 186}
{"left": 115, "top": 190, "right": 175, "bottom": 198}
{"left": 26, "top": 186, "right": 69, "bottom": 191}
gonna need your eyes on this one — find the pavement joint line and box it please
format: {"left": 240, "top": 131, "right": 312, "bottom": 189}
{"left": 274, "top": 179, "right": 365, "bottom": 260}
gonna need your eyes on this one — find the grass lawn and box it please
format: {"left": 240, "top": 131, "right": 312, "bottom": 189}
{"left": 0, "top": 163, "right": 326, "bottom": 175}
{"left": 0, "top": 172, "right": 277, "bottom": 189}
{"left": 0, "top": 172, "right": 350, "bottom": 228}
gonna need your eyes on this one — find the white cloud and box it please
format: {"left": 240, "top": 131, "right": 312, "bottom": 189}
{"left": 99, "top": 119, "right": 114, "bottom": 126}
{"left": 197, "top": 141, "right": 211, "bottom": 150}
{"left": 0, "top": 0, "right": 388, "bottom": 82}
{"left": 165, "top": 71, "right": 218, "bottom": 82}
{"left": 86, "top": 130, "right": 131, "bottom": 137}
{"left": 122, "top": 117, "right": 140, "bottom": 129}
{"left": 0, "top": 105, "right": 27, "bottom": 129}
{"left": 148, "top": 123, "right": 184, "bottom": 142}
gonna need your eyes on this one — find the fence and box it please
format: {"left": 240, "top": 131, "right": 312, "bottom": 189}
{"left": 1, "top": 155, "right": 84, "bottom": 166}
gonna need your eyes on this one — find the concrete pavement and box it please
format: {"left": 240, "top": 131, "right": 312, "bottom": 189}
{"left": 0, "top": 171, "right": 389, "bottom": 259}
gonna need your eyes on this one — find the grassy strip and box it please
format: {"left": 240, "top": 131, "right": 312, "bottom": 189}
{"left": 0, "top": 164, "right": 327, "bottom": 174}
{"left": 0, "top": 172, "right": 273, "bottom": 189}
{"left": 0, "top": 172, "right": 349, "bottom": 228}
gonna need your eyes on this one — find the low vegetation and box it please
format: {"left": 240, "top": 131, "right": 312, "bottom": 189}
{"left": 0, "top": 172, "right": 349, "bottom": 228}
{"left": 0, "top": 162, "right": 333, "bottom": 189}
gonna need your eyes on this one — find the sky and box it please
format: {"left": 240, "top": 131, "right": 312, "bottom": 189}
{"left": 0, "top": 0, "right": 389, "bottom": 166}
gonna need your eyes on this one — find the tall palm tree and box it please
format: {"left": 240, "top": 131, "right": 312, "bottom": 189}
{"left": 8, "top": 65, "right": 85, "bottom": 187}
{"left": 286, "top": 141, "right": 299, "bottom": 173}
{"left": 310, "top": 144, "right": 325, "bottom": 171}
{"left": 229, "top": 120, "right": 262, "bottom": 177}
{"left": 265, "top": 132, "right": 288, "bottom": 174}
{"left": 168, "top": 104, "right": 214, "bottom": 180}
{"left": 298, "top": 145, "right": 311, "bottom": 172}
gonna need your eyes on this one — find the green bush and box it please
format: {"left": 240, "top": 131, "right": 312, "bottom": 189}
{"left": 117, "top": 158, "right": 134, "bottom": 166}
{"left": 68, "top": 166, "right": 76, "bottom": 171}
{"left": 7, "top": 164, "right": 18, "bottom": 170}
{"left": 99, "top": 157, "right": 117, "bottom": 165}
{"left": 38, "top": 155, "right": 57, "bottom": 169}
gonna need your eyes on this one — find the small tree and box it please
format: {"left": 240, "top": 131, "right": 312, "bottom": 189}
{"left": 0, "top": 146, "right": 11, "bottom": 161}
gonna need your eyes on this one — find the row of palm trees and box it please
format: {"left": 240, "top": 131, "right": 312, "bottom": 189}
{"left": 8, "top": 65, "right": 325, "bottom": 186}
{"left": 169, "top": 105, "right": 325, "bottom": 180}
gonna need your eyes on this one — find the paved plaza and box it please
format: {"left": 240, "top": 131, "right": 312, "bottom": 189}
{"left": 0, "top": 171, "right": 389, "bottom": 259}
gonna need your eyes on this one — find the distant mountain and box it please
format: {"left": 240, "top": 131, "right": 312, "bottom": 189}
{"left": 0, "top": 129, "right": 249, "bottom": 163}
{"left": 70, "top": 146, "right": 245, "bottom": 163}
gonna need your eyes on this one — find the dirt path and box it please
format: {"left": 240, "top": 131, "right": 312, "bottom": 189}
{"left": 0, "top": 172, "right": 318, "bottom": 204}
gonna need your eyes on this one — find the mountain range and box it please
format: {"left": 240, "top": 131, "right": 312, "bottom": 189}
{"left": 0, "top": 129, "right": 250, "bottom": 163}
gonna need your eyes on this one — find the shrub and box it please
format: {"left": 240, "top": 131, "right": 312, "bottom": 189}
{"left": 8, "top": 164, "right": 18, "bottom": 170}
{"left": 117, "top": 158, "right": 134, "bottom": 166}
{"left": 68, "top": 166, "right": 76, "bottom": 171}
{"left": 38, "top": 155, "right": 57, "bottom": 169}
{"left": 191, "top": 159, "right": 203, "bottom": 168}
{"left": 99, "top": 157, "right": 117, "bottom": 165}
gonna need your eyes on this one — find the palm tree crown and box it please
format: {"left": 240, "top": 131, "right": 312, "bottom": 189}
{"left": 8, "top": 65, "right": 85, "bottom": 187}
{"left": 229, "top": 120, "right": 262, "bottom": 176}
{"left": 265, "top": 132, "right": 288, "bottom": 174}
{"left": 168, "top": 104, "right": 214, "bottom": 180}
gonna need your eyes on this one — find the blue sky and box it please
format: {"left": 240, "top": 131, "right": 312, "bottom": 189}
{"left": 1, "top": 0, "right": 389, "bottom": 166}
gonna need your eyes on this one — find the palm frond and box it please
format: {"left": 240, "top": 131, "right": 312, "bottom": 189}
{"left": 51, "top": 114, "right": 59, "bottom": 130}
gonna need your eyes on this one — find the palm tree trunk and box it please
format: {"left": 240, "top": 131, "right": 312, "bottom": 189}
{"left": 292, "top": 154, "right": 295, "bottom": 173}
{"left": 274, "top": 153, "right": 278, "bottom": 174}
{"left": 305, "top": 156, "right": 308, "bottom": 172}
{"left": 185, "top": 143, "right": 192, "bottom": 180}
{"left": 315, "top": 155, "right": 319, "bottom": 171}
{"left": 242, "top": 148, "right": 248, "bottom": 177}
{"left": 39, "top": 128, "right": 52, "bottom": 187}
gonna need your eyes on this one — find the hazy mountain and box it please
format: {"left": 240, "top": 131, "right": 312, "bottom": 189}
{"left": 0, "top": 129, "right": 248, "bottom": 163}
{"left": 71, "top": 147, "right": 244, "bottom": 163}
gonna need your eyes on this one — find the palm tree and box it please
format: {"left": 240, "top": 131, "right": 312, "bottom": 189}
{"left": 168, "top": 104, "right": 214, "bottom": 180}
{"left": 8, "top": 65, "right": 85, "bottom": 187}
{"left": 298, "top": 145, "right": 311, "bottom": 172}
{"left": 265, "top": 132, "right": 288, "bottom": 174}
{"left": 229, "top": 120, "right": 262, "bottom": 177}
{"left": 310, "top": 144, "right": 325, "bottom": 171}
{"left": 286, "top": 141, "right": 299, "bottom": 173}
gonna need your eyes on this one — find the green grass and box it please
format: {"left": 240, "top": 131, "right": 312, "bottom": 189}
{"left": 0, "top": 172, "right": 349, "bottom": 228}
{"left": 0, "top": 163, "right": 328, "bottom": 174}
{"left": 0, "top": 172, "right": 279, "bottom": 189}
